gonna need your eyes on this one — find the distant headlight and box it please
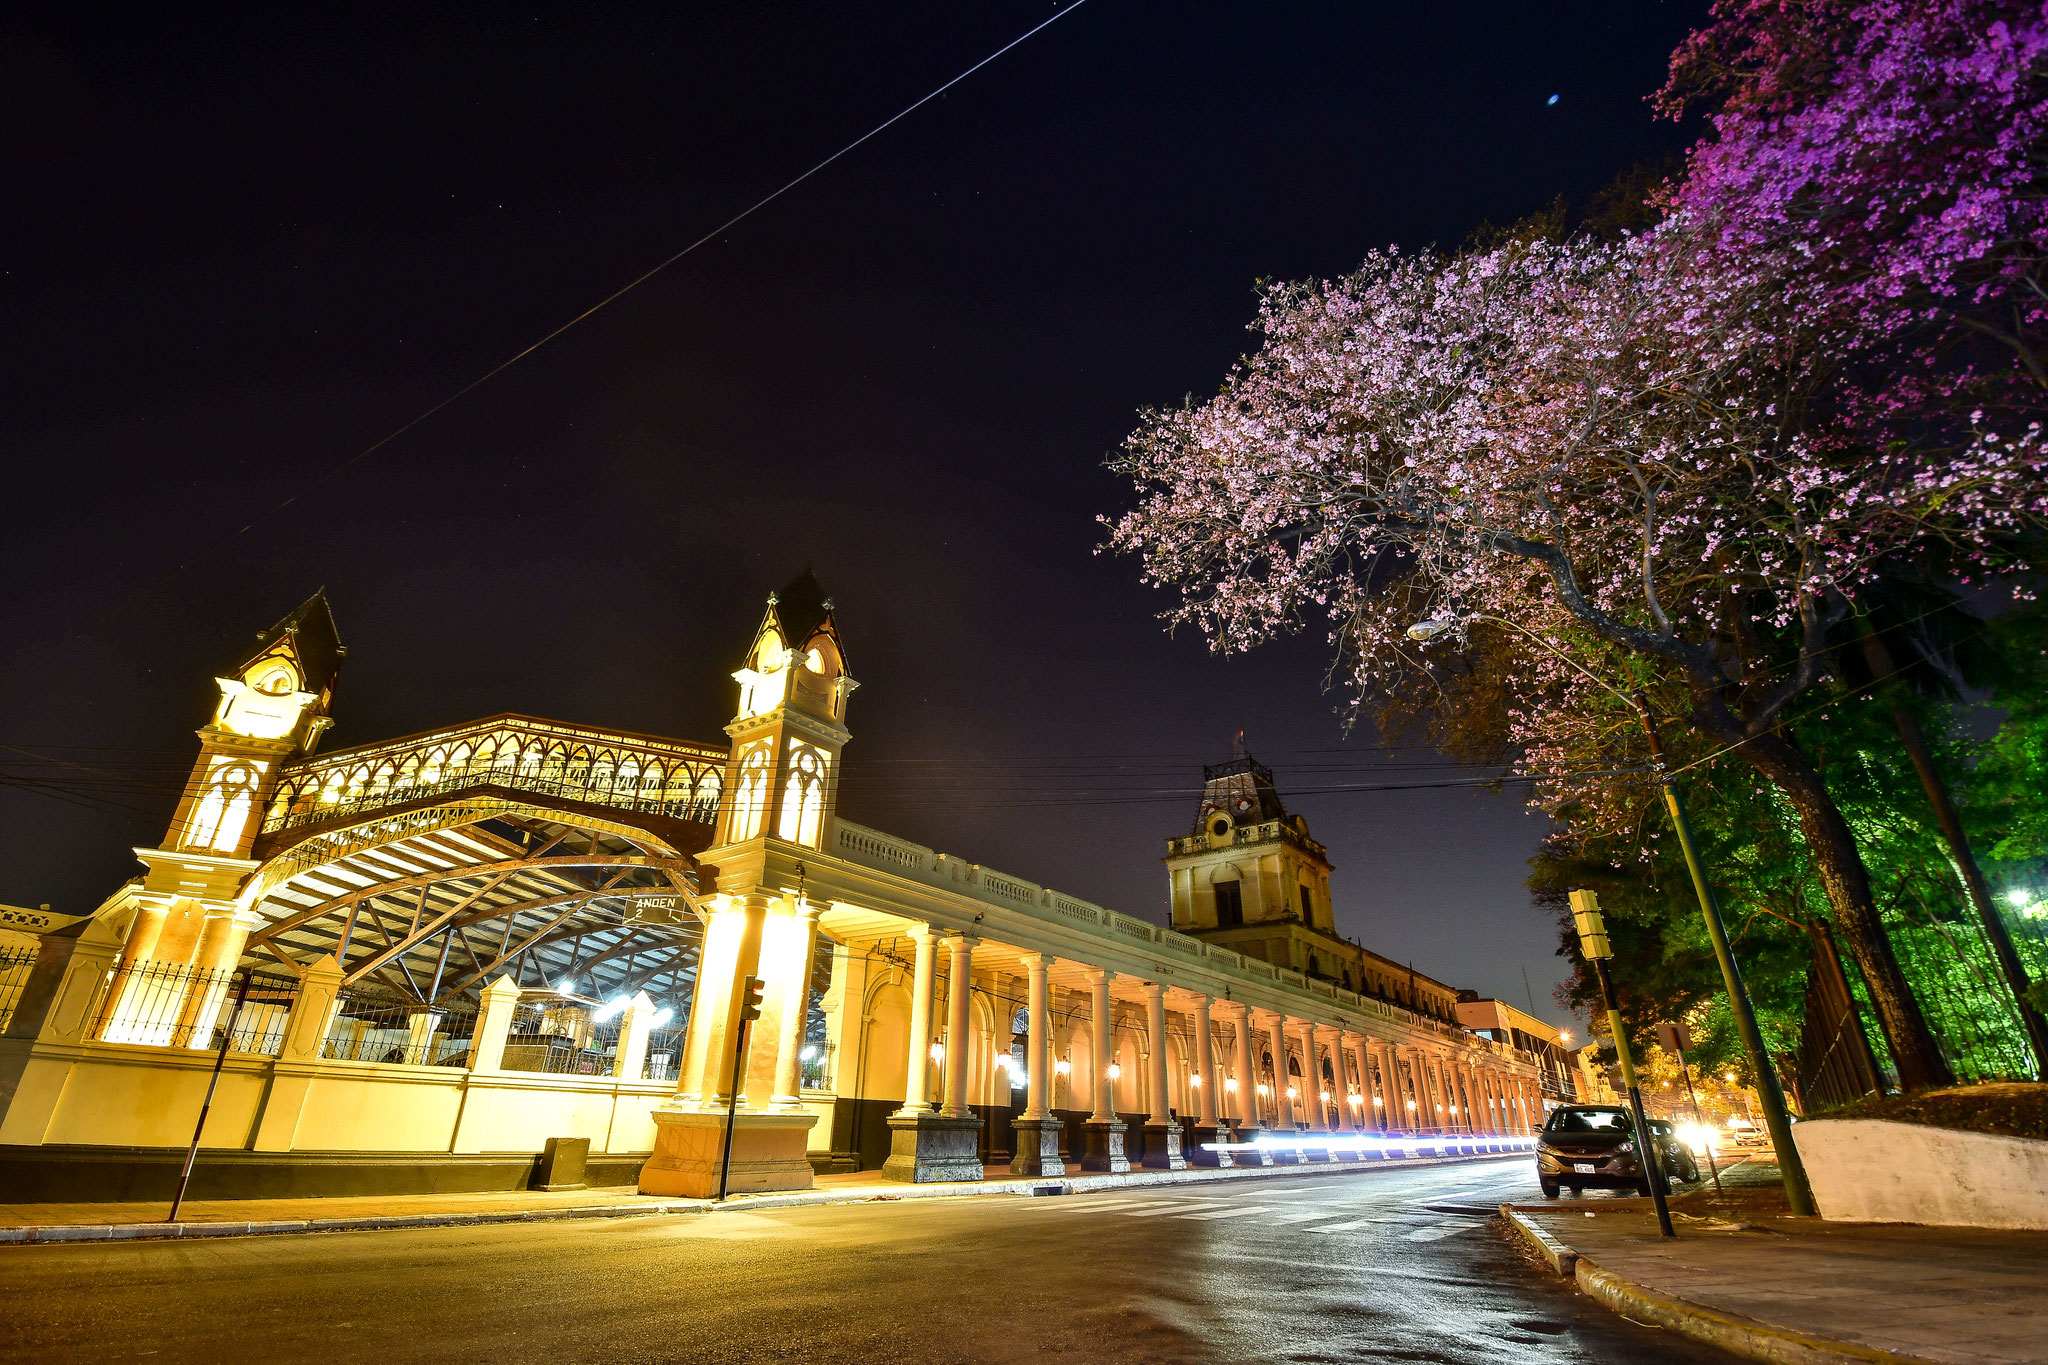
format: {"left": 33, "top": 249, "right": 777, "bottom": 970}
{"left": 1615, "top": 1140, "right": 1635, "bottom": 1155}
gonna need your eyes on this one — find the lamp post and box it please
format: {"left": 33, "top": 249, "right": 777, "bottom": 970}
{"left": 1410, "top": 613, "right": 1816, "bottom": 1217}
{"left": 1571, "top": 892, "right": 1674, "bottom": 1239}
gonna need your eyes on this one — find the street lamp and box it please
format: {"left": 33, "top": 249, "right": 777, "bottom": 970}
{"left": 1409, "top": 611, "right": 1815, "bottom": 1217}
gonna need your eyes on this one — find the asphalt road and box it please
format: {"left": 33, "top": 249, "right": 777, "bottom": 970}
{"left": 0, "top": 1157, "right": 1727, "bottom": 1364}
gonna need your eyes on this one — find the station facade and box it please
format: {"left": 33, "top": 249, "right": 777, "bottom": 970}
{"left": 0, "top": 575, "right": 1543, "bottom": 1201}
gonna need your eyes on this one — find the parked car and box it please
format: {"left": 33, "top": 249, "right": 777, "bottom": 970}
{"left": 1723, "top": 1119, "right": 1769, "bottom": 1151}
{"left": 1535, "top": 1105, "right": 1701, "bottom": 1198}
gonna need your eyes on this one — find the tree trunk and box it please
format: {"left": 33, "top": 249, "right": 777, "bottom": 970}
{"left": 1858, "top": 624, "right": 2048, "bottom": 1077}
{"left": 1736, "top": 731, "right": 1955, "bottom": 1091}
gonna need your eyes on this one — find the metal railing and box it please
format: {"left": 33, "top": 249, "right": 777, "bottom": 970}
{"left": 502, "top": 1005, "right": 620, "bottom": 1076}
{"left": 323, "top": 996, "right": 480, "bottom": 1067}
{"left": 0, "top": 946, "right": 36, "bottom": 1034}
{"left": 642, "top": 1023, "right": 685, "bottom": 1081}
{"left": 265, "top": 767, "right": 721, "bottom": 834}
{"left": 91, "top": 959, "right": 299, "bottom": 1056}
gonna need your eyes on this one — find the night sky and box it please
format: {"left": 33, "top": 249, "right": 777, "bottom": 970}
{"left": 1, "top": 2, "right": 1708, "bottom": 1024}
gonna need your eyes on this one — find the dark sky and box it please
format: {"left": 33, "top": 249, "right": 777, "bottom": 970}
{"left": 0, "top": 1, "right": 1708, "bottom": 1025}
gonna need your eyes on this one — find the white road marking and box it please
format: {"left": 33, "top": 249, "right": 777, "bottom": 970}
{"left": 1403, "top": 1222, "right": 1473, "bottom": 1242}
{"left": 1116, "top": 1200, "right": 1235, "bottom": 1217}
{"left": 1174, "top": 1204, "right": 1281, "bottom": 1221}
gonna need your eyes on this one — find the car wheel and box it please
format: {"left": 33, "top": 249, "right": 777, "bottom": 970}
{"left": 1565, "top": 1185, "right": 1582, "bottom": 1197}
{"left": 1540, "top": 1177, "right": 1560, "bottom": 1198}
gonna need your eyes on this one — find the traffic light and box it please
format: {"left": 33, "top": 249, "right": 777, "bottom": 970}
{"left": 739, "top": 975, "right": 766, "bottom": 1022}
{"left": 1569, "top": 889, "right": 1612, "bottom": 960}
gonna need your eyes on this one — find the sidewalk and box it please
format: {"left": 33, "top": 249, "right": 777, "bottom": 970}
{"left": 0, "top": 1143, "right": 1526, "bottom": 1245}
{"left": 1501, "top": 1159, "right": 2048, "bottom": 1365}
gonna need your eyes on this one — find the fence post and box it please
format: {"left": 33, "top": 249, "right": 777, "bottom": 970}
{"left": 469, "top": 976, "right": 521, "bottom": 1074}
{"left": 0, "top": 918, "right": 124, "bottom": 1146}
{"left": 251, "top": 956, "right": 341, "bottom": 1153}
{"left": 614, "top": 992, "right": 655, "bottom": 1079}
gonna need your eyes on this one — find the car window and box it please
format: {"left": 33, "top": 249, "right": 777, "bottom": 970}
{"left": 1546, "top": 1109, "right": 1631, "bottom": 1134}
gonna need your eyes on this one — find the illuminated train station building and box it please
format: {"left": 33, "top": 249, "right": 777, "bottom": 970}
{"left": 0, "top": 575, "right": 1543, "bottom": 1200}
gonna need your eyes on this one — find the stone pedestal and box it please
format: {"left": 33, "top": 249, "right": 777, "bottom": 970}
{"left": 882, "top": 1112, "right": 985, "bottom": 1184}
{"left": 638, "top": 1107, "right": 818, "bottom": 1198}
{"left": 1079, "top": 1118, "right": 1129, "bottom": 1174}
{"left": 1231, "top": 1122, "right": 1276, "bottom": 1167}
{"left": 1140, "top": 1119, "right": 1186, "bottom": 1171}
{"left": 1186, "top": 1121, "right": 1235, "bottom": 1168}
{"left": 1009, "top": 1116, "right": 1065, "bottom": 1178}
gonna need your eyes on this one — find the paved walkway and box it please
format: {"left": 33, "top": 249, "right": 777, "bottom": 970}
{"left": 0, "top": 1143, "right": 1530, "bottom": 1243}
{"left": 1503, "top": 1160, "right": 2048, "bottom": 1365}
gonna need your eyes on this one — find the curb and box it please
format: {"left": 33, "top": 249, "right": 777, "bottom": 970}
{"left": 1498, "top": 1208, "right": 1941, "bottom": 1365}
{"left": 0, "top": 1145, "right": 1531, "bottom": 1247}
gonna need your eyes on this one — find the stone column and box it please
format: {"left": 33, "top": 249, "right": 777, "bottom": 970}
{"left": 940, "top": 935, "right": 977, "bottom": 1118}
{"left": 895, "top": 924, "right": 938, "bottom": 1117}
{"left": 1268, "top": 1014, "right": 1298, "bottom": 1127}
{"left": 1224, "top": 1003, "right": 1270, "bottom": 1166}
{"left": 883, "top": 928, "right": 982, "bottom": 1184}
{"left": 614, "top": 991, "right": 657, "bottom": 1082}
{"left": 1292, "top": 1019, "right": 1329, "bottom": 1162}
{"left": 176, "top": 907, "right": 262, "bottom": 1049}
{"left": 1186, "top": 994, "right": 1231, "bottom": 1169}
{"left": 1337, "top": 1030, "right": 1363, "bottom": 1132}
{"left": 1079, "top": 967, "right": 1128, "bottom": 1172}
{"left": 1009, "top": 952, "right": 1064, "bottom": 1177}
{"left": 1262, "top": 1012, "right": 1300, "bottom": 1164}
{"left": 1139, "top": 981, "right": 1185, "bottom": 1170}
{"left": 1397, "top": 1047, "right": 1422, "bottom": 1131}
{"left": 767, "top": 900, "right": 822, "bottom": 1108}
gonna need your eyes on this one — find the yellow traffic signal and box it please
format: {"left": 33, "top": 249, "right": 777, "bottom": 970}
{"left": 1569, "top": 889, "right": 1612, "bottom": 960}
{"left": 739, "top": 974, "right": 766, "bottom": 1022}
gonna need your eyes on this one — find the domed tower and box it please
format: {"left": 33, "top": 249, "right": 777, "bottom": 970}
{"left": 1166, "top": 741, "right": 1335, "bottom": 940}
{"left": 711, "top": 570, "right": 855, "bottom": 852}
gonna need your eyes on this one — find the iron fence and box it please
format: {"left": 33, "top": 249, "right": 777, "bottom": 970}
{"left": 324, "top": 996, "right": 480, "bottom": 1066}
{"left": 502, "top": 1003, "right": 621, "bottom": 1076}
{"left": 642, "top": 1022, "right": 684, "bottom": 1081}
{"left": 0, "top": 945, "right": 37, "bottom": 1034}
{"left": 91, "top": 959, "right": 298, "bottom": 1056}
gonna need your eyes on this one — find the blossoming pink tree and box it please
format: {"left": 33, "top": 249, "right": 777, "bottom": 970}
{"left": 1660, "top": 0, "right": 2048, "bottom": 445}
{"left": 1106, "top": 221, "right": 2045, "bottom": 1090}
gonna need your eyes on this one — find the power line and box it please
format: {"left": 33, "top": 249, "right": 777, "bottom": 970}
{"left": 137, "top": 1, "right": 1097, "bottom": 601}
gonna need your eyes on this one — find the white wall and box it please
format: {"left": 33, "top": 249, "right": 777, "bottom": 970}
{"left": 1796, "top": 1118, "right": 2048, "bottom": 1230}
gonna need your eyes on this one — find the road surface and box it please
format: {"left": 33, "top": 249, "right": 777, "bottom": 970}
{"left": 0, "top": 1156, "right": 1726, "bottom": 1362}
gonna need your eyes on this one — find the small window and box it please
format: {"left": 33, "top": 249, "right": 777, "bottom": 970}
{"left": 1299, "top": 884, "right": 1313, "bottom": 921}
{"left": 1215, "top": 880, "right": 1244, "bottom": 927}
{"left": 1210, "top": 817, "right": 1229, "bottom": 837}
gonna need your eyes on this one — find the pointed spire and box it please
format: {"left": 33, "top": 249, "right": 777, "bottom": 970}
{"left": 237, "top": 589, "right": 344, "bottom": 692}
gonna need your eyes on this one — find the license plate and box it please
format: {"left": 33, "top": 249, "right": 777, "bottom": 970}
{"left": 1573, "top": 1163, "right": 1597, "bottom": 1174}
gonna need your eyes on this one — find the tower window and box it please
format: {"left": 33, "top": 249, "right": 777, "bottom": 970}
{"left": 1214, "top": 880, "right": 1243, "bottom": 927}
{"left": 1299, "top": 884, "right": 1314, "bottom": 922}
{"left": 1210, "top": 816, "right": 1229, "bottom": 837}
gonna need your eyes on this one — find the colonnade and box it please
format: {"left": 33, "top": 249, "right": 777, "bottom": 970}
{"left": 879, "top": 924, "right": 1543, "bottom": 1181}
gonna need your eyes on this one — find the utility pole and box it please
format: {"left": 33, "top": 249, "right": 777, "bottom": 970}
{"left": 1658, "top": 1021, "right": 1722, "bottom": 1194}
{"left": 717, "top": 974, "right": 766, "bottom": 1202}
{"left": 1635, "top": 692, "right": 1817, "bottom": 1217}
{"left": 169, "top": 970, "right": 251, "bottom": 1223}
{"left": 1571, "top": 892, "right": 1674, "bottom": 1239}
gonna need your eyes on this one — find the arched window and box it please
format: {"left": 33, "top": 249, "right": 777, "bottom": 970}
{"left": 729, "top": 746, "right": 771, "bottom": 841}
{"left": 186, "top": 760, "right": 258, "bottom": 853}
{"left": 692, "top": 772, "right": 722, "bottom": 824}
{"left": 778, "top": 743, "right": 828, "bottom": 847}
{"left": 1211, "top": 866, "right": 1244, "bottom": 927}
